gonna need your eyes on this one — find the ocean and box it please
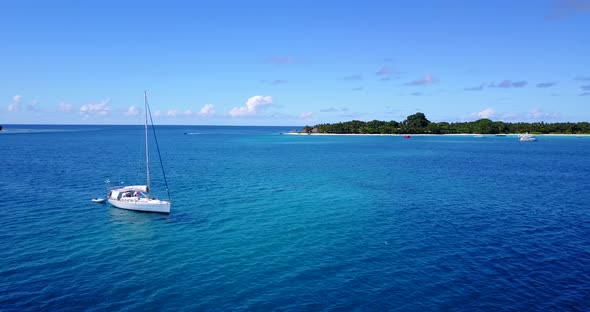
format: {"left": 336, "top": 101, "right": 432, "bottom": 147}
{"left": 0, "top": 125, "right": 589, "bottom": 311}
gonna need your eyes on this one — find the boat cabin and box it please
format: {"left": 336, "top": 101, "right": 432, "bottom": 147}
{"left": 108, "top": 185, "right": 149, "bottom": 201}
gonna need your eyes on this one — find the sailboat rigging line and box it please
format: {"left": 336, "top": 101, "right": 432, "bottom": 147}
{"left": 145, "top": 93, "right": 172, "bottom": 202}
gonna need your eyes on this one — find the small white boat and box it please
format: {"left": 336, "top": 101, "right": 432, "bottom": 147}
{"left": 519, "top": 133, "right": 537, "bottom": 142}
{"left": 91, "top": 198, "right": 106, "bottom": 203}
{"left": 474, "top": 134, "right": 484, "bottom": 138}
{"left": 107, "top": 92, "right": 172, "bottom": 214}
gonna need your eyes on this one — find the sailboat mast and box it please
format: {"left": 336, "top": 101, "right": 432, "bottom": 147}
{"left": 144, "top": 91, "right": 151, "bottom": 199}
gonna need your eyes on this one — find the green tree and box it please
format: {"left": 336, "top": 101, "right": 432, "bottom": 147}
{"left": 473, "top": 118, "right": 498, "bottom": 134}
{"left": 401, "top": 112, "right": 430, "bottom": 133}
{"left": 404, "top": 112, "right": 430, "bottom": 128}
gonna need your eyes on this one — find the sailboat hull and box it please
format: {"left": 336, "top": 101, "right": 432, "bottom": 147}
{"left": 108, "top": 198, "right": 171, "bottom": 214}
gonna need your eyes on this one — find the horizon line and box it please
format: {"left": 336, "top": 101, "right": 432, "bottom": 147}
{"left": 0, "top": 123, "right": 305, "bottom": 127}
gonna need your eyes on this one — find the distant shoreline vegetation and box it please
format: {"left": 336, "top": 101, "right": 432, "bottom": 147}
{"left": 300, "top": 113, "right": 590, "bottom": 135}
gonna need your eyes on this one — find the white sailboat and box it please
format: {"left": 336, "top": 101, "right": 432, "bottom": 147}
{"left": 107, "top": 92, "right": 171, "bottom": 213}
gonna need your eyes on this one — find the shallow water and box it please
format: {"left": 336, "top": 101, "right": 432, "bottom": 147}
{"left": 1, "top": 126, "right": 589, "bottom": 311}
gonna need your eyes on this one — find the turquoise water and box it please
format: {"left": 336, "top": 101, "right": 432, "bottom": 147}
{"left": 1, "top": 125, "right": 589, "bottom": 311}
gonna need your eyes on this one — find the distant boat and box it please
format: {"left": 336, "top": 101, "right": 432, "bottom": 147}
{"left": 519, "top": 133, "right": 537, "bottom": 142}
{"left": 107, "top": 92, "right": 172, "bottom": 214}
{"left": 495, "top": 134, "right": 507, "bottom": 137}
{"left": 403, "top": 135, "right": 411, "bottom": 139}
{"left": 91, "top": 198, "right": 106, "bottom": 203}
{"left": 474, "top": 134, "right": 484, "bottom": 138}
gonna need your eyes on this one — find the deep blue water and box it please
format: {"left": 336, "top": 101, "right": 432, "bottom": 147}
{"left": 1, "top": 125, "right": 589, "bottom": 311}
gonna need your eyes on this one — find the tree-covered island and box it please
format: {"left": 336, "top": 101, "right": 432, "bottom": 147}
{"left": 300, "top": 113, "right": 590, "bottom": 135}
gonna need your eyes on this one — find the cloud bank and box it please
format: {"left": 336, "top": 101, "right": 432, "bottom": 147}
{"left": 199, "top": 104, "right": 215, "bottom": 116}
{"left": 8, "top": 95, "right": 22, "bottom": 112}
{"left": 80, "top": 99, "right": 110, "bottom": 116}
{"left": 476, "top": 108, "right": 495, "bottom": 119}
{"left": 229, "top": 95, "right": 273, "bottom": 117}
{"left": 530, "top": 108, "right": 560, "bottom": 120}
{"left": 299, "top": 112, "right": 313, "bottom": 119}
{"left": 26, "top": 100, "right": 39, "bottom": 112}
{"left": 473, "top": 108, "right": 562, "bottom": 121}
{"left": 125, "top": 105, "right": 140, "bottom": 116}
{"left": 58, "top": 102, "right": 73, "bottom": 113}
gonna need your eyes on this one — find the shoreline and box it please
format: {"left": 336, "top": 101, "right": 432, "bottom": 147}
{"left": 282, "top": 133, "right": 590, "bottom": 137}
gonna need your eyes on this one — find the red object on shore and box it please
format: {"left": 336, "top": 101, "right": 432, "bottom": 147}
{"left": 403, "top": 135, "right": 411, "bottom": 139}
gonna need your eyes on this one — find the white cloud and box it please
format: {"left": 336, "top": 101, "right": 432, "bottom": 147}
{"left": 8, "top": 95, "right": 22, "bottom": 112}
{"left": 167, "top": 109, "right": 178, "bottom": 117}
{"left": 199, "top": 104, "right": 215, "bottom": 116}
{"left": 405, "top": 74, "right": 435, "bottom": 86}
{"left": 531, "top": 108, "right": 544, "bottom": 119}
{"left": 229, "top": 95, "right": 273, "bottom": 117}
{"left": 153, "top": 110, "right": 161, "bottom": 117}
{"left": 530, "top": 108, "right": 560, "bottom": 120}
{"left": 299, "top": 112, "right": 313, "bottom": 119}
{"left": 183, "top": 109, "right": 194, "bottom": 117}
{"left": 500, "top": 113, "right": 523, "bottom": 121}
{"left": 80, "top": 98, "right": 110, "bottom": 116}
{"left": 475, "top": 108, "right": 495, "bottom": 119}
{"left": 58, "top": 102, "right": 73, "bottom": 113}
{"left": 125, "top": 105, "right": 140, "bottom": 116}
{"left": 26, "top": 99, "right": 39, "bottom": 111}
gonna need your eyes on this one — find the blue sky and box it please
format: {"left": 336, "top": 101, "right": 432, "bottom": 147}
{"left": 1, "top": 0, "right": 589, "bottom": 125}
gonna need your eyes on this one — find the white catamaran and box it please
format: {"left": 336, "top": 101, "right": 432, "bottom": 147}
{"left": 107, "top": 92, "right": 171, "bottom": 213}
